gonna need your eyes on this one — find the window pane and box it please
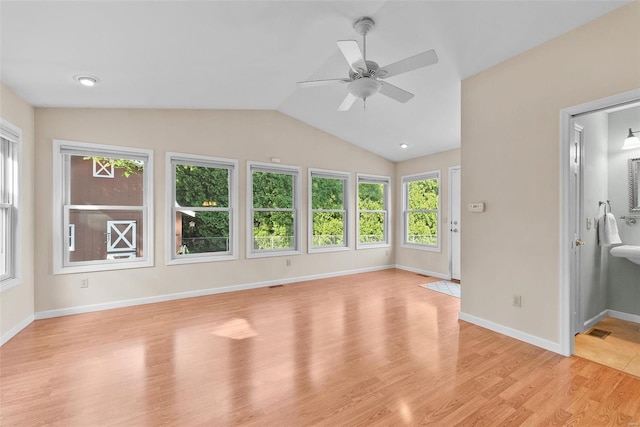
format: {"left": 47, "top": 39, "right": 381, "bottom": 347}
{"left": 252, "top": 171, "right": 293, "bottom": 209}
{"left": 311, "top": 176, "right": 344, "bottom": 210}
{"left": 358, "top": 182, "right": 384, "bottom": 210}
{"left": 407, "top": 212, "right": 438, "bottom": 245}
{"left": 69, "top": 156, "right": 144, "bottom": 206}
{"left": 0, "top": 207, "right": 7, "bottom": 276}
{"left": 68, "top": 209, "right": 144, "bottom": 262}
{"left": 175, "top": 165, "right": 229, "bottom": 208}
{"left": 253, "top": 211, "right": 294, "bottom": 250}
{"left": 408, "top": 178, "right": 438, "bottom": 210}
{"left": 176, "top": 211, "right": 229, "bottom": 254}
{"left": 359, "top": 212, "right": 385, "bottom": 243}
{"left": 312, "top": 211, "right": 345, "bottom": 246}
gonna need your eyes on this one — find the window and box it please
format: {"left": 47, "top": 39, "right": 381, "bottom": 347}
{"left": 167, "top": 153, "right": 237, "bottom": 264}
{"left": 357, "top": 174, "right": 390, "bottom": 248}
{"left": 309, "top": 169, "right": 349, "bottom": 252}
{"left": 1, "top": 119, "right": 20, "bottom": 290}
{"left": 248, "top": 162, "right": 300, "bottom": 257}
{"left": 402, "top": 171, "right": 440, "bottom": 251}
{"left": 53, "top": 140, "right": 153, "bottom": 274}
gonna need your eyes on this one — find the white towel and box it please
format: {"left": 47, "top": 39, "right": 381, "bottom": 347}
{"left": 598, "top": 213, "right": 622, "bottom": 246}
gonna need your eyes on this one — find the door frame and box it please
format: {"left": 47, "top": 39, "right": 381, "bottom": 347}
{"left": 558, "top": 88, "right": 640, "bottom": 356}
{"left": 448, "top": 165, "right": 461, "bottom": 280}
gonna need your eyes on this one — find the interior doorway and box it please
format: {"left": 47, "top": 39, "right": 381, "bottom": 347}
{"left": 449, "top": 166, "right": 461, "bottom": 280}
{"left": 560, "top": 88, "right": 640, "bottom": 357}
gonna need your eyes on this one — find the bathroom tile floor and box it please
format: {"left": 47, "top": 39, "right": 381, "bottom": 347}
{"left": 575, "top": 317, "right": 640, "bottom": 377}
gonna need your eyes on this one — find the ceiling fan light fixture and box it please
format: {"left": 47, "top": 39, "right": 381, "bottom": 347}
{"left": 73, "top": 75, "right": 99, "bottom": 87}
{"left": 348, "top": 78, "right": 381, "bottom": 99}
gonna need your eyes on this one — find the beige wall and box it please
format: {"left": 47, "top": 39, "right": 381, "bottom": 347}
{"left": 34, "top": 108, "right": 395, "bottom": 313}
{"left": 460, "top": 3, "right": 640, "bottom": 343}
{"left": 395, "top": 149, "right": 460, "bottom": 276}
{"left": 0, "top": 83, "right": 35, "bottom": 340}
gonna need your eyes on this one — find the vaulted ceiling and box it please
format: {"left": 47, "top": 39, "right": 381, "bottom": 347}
{"left": 0, "top": 1, "right": 629, "bottom": 161}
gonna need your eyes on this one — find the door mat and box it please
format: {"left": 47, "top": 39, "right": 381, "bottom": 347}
{"left": 419, "top": 281, "right": 461, "bottom": 298}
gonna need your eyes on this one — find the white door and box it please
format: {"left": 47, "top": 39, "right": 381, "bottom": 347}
{"left": 449, "top": 167, "right": 461, "bottom": 280}
{"left": 570, "top": 123, "right": 584, "bottom": 335}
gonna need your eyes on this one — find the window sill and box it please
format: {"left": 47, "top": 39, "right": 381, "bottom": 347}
{"left": 246, "top": 249, "right": 301, "bottom": 259}
{"left": 167, "top": 253, "right": 238, "bottom": 265}
{"left": 356, "top": 243, "right": 390, "bottom": 250}
{"left": 308, "top": 245, "right": 350, "bottom": 254}
{"left": 0, "top": 277, "right": 21, "bottom": 293}
{"left": 400, "top": 243, "right": 441, "bottom": 253}
{"left": 54, "top": 259, "right": 154, "bottom": 275}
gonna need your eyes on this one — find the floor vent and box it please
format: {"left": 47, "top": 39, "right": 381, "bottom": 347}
{"left": 269, "top": 285, "right": 284, "bottom": 288}
{"left": 587, "top": 328, "right": 611, "bottom": 339}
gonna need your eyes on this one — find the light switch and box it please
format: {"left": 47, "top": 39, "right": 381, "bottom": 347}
{"left": 586, "top": 218, "right": 592, "bottom": 230}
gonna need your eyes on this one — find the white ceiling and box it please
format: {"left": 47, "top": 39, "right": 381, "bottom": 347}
{"left": 0, "top": 1, "right": 629, "bottom": 161}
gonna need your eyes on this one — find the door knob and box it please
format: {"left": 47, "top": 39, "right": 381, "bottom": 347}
{"left": 576, "top": 239, "right": 585, "bottom": 246}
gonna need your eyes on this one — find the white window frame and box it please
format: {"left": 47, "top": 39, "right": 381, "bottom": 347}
{"left": 308, "top": 168, "right": 350, "bottom": 253}
{"left": 356, "top": 173, "right": 391, "bottom": 249}
{"left": 247, "top": 161, "right": 301, "bottom": 259}
{"left": 0, "top": 118, "right": 21, "bottom": 291}
{"left": 401, "top": 170, "right": 441, "bottom": 252}
{"left": 166, "top": 153, "right": 238, "bottom": 265}
{"left": 53, "top": 139, "right": 154, "bottom": 274}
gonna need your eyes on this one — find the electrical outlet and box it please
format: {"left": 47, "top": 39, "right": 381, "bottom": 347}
{"left": 81, "top": 278, "right": 89, "bottom": 288}
{"left": 513, "top": 295, "right": 522, "bottom": 308}
{"left": 286, "top": 259, "right": 291, "bottom": 267}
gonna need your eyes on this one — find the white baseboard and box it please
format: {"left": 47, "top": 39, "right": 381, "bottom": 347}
{"left": 394, "top": 264, "right": 450, "bottom": 280}
{"left": 35, "top": 265, "right": 395, "bottom": 320}
{"left": 458, "top": 311, "right": 562, "bottom": 354}
{"left": 584, "top": 309, "right": 608, "bottom": 330}
{"left": 607, "top": 309, "right": 640, "bottom": 324}
{"left": 1, "top": 314, "right": 34, "bottom": 346}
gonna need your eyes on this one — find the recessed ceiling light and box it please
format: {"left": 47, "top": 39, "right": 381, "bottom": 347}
{"left": 73, "top": 75, "right": 99, "bottom": 87}
{"left": 400, "top": 143, "right": 408, "bottom": 149}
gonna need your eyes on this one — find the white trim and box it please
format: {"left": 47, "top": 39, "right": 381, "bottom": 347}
{"left": 458, "top": 311, "right": 562, "bottom": 354}
{"left": 0, "top": 314, "right": 34, "bottom": 346}
{"left": 52, "top": 139, "right": 154, "bottom": 274}
{"left": 583, "top": 309, "right": 608, "bottom": 330}
{"left": 356, "top": 173, "right": 391, "bottom": 249}
{"left": 607, "top": 309, "right": 640, "bottom": 324}
{"left": 308, "top": 168, "right": 350, "bottom": 253}
{"left": 559, "top": 88, "right": 640, "bottom": 357}
{"left": 448, "top": 166, "right": 461, "bottom": 280}
{"left": 0, "top": 118, "right": 22, "bottom": 291}
{"left": 394, "top": 264, "right": 450, "bottom": 280}
{"left": 165, "top": 152, "right": 239, "bottom": 265}
{"left": 400, "top": 170, "right": 441, "bottom": 252}
{"left": 34, "top": 265, "right": 395, "bottom": 320}
{"left": 246, "top": 161, "right": 302, "bottom": 259}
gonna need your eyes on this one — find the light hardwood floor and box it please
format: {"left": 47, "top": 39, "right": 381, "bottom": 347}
{"left": 575, "top": 317, "right": 640, "bottom": 377}
{"left": 1, "top": 269, "right": 639, "bottom": 426}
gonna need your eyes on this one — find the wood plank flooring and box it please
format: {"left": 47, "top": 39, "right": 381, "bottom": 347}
{"left": 575, "top": 317, "right": 640, "bottom": 377}
{"left": 1, "top": 269, "right": 639, "bottom": 426}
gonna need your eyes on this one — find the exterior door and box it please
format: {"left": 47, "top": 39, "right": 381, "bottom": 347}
{"left": 449, "top": 167, "right": 461, "bottom": 280}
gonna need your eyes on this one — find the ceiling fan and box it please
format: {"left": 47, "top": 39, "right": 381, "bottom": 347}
{"left": 297, "top": 17, "right": 439, "bottom": 111}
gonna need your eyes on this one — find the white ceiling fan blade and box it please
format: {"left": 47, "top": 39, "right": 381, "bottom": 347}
{"left": 379, "top": 49, "right": 438, "bottom": 79}
{"left": 297, "top": 79, "right": 349, "bottom": 88}
{"left": 337, "top": 92, "right": 358, "bottom": 111}
{"left": 337, "top": 40, "right": 367, "bottom": 73}
{"left": 379, "top": 82, "right": 414, "bottom": 103}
